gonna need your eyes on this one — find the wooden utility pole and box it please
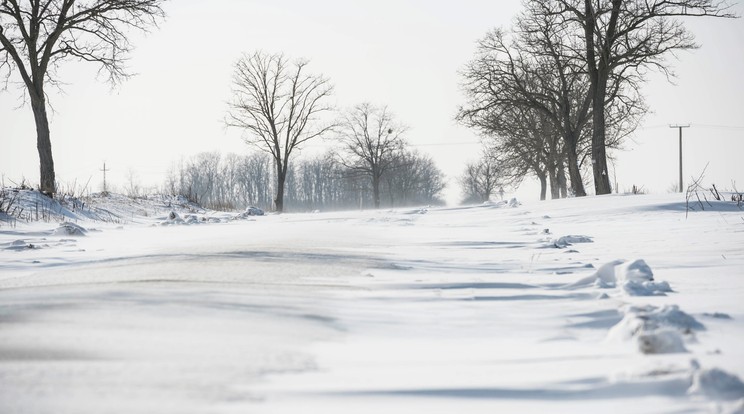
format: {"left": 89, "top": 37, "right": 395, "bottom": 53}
{"left": 100, "top": 162, "right": 110, "bottom": 195}
{"left": 669, "top": 125, "right": 690, "bottom": 193}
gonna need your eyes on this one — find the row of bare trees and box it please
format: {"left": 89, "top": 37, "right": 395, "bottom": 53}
{"left": 3, "top": 1, "right": 734, "bottom": 205}
{"left": 457, "top": 0, "right": 733, "bottom": 199}
{"left": 226, "top": 51, "right": 447, "bottom": 212}
{"left": 164, "top": 150, "right": 445, "bottom": 212}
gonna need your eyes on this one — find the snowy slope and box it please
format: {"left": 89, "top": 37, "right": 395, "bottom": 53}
{"left": 1, "top": 193, "right": 743, "bottom": 413}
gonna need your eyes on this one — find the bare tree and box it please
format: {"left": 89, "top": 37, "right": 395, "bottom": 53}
{"left": 459, "top": 151, "right": 505, "bottom": 204}
{"left": 382, "top": 149, "right": 446, "bottom": 207}
{"left": 226, "top": 51, "right": 334, "bottom": 212}
{"left": 552, "top": 0, "right": 736, "bottom": 195}
{"left": 459, "top": 1, "right": 649, "bottom": 198}
{"left": 0, "top": 0, "right": 165, "bottom": 195}
{"left": 337, "top": 103, "right": 406, "bottom": 209}
{"left": 458, "top": 25, "right": 593, "bottom": 197}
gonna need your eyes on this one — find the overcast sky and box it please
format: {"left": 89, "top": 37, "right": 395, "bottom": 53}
{"left": 2, "top": 0, "right": 743, "bottom": 204}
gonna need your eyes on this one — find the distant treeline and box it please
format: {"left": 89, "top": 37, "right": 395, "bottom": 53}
{"left": 163, "top": 151, "right": 446, "bottom": 212}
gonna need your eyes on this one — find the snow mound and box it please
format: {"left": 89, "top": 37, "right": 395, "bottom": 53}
{"left": 553, "top": 235, "right": 593, "bottom": 248}
{"left": 703, "top": 312, "right": 733, "bottom": 320}
{"left": 594, "top": 259, "right": 626, "bottom": 287}
{"left": 618, "top": 259, "right": 654, "bottom": 282}
{"left": 52, "top": 222, "right": 87, "bottom": 236}
{"left": 241, "top": 206, "right": 265, "bottom": 217}
{"left": 159, "top": 211, "right": 232, "bottom": 225}
{"left": 637, "top": 329, "right": 687, "bottom": 354}
{"left": 161, "top": 211, "right": 185, "bottom": 225}
{"left": 622, "top": 279, "right": 673, "bottom": 296}
{"left": 607, "top": 305, "right": 704, "bottom": 354}
{"left": 566, "top": 259, "right": 672, "bottom": 296}
{"left": 403, "top": 208, "right": 428, "bottom": 215}
{"left": 595, "top": 259, "right": 654, "bottom": 286}
{"left": 233, "top": 206, "right": 264, "bottom": 220}
{"left": 483, "top": 198, "right": 520, "bottom": 208}
{"left": 3, "top": 239, "right": 34, "bottom": 250}
{"left": 631, "top": 304, "right": 705, "bottom": 332}
{"left": 183, "top": 214, "right": 201, "bottom": 224}
{"left": 689, "top": 367, "right": 744, "bottom": 400}
{"left": 159, "top": 211, "right": 209, "bottom": 225}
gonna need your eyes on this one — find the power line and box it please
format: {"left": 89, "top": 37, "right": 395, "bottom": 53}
{"left": 410, "top": 141, "right": 481, "bottom": 147}
{"left": 303, "top": 140, "right": 482, "bottom": 149}
{"left": 692, "top": 124, "right": 744, "bottom": 130}
{"left": 642, "top": 123, "right": 744, "bottom": 131}
{"left": 639, "top": 124, "right": 670, "bottom": 130}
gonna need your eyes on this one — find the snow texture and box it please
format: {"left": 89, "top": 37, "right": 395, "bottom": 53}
{"left": 689, "top": 367, "right": 744, "bottom": 400}
{"left": 1, "top": 191, "right": 743, "bottom": 413}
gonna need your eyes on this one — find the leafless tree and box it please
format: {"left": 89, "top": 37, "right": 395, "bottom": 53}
{"left": 458, "top": 23, "right": 593, "bottom": 197}
{"left": 164, "top": 149, "right": 445, "bottom": 212}
{"left": 337, "top": 103, "right": 406, "bottom": 209}
{"left": 459, "top": 1, "right": 649, "bottom": 198}
{"left": 551, "top": 0, "right": 736, "bottom": 195}
{"left": 226, "top": 51, "right": 334, "bottom": 212}
{"left": 459, "top": 151, "right": 506, "bottom": 204}
{"left": 382, "top": 149, "right": 446, "bottom": 207}
{"left": 0, "top": 0, "right": 166, "bottom": 195}
{"left": 125, "top": 168, "right": 142, "bottom": 198}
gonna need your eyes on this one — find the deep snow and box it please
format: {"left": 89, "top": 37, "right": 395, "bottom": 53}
{"left": 1, "top": 192, "right": 743, "bottom": 413}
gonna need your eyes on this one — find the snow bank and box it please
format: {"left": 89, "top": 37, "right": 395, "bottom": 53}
{"left": 566, "top": 259, "right": 673, "bottom": 296}
{"left": 52, "top": 222, "right": 87, "bottom": 236}
{"left": 607, "top": 305, "right": 705, "bottom": 354}
{"left": 0, "top": 188, "right": 224, "bottom": 225}
{"left": 159, "top": 208, "right": 265, "bottom": 225}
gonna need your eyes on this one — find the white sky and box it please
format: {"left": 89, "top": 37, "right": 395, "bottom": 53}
{"left": 1, "top": 0, "right": 743, "bottom": 204}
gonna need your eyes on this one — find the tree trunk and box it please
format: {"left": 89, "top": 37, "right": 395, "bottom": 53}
{"left": 372, "top": 174, "right": 381, "bottom": 209}
{"left": 537, "top": 172, "right": 547, "bottom": 201}
{"left": 274, "top": 161, "right": 285, "bottom": 213}
{"left": 386, "top": 177, "right": 395, "bottom": 207}
{"left": 548, "top": 162, "right": 560, "bottom": 200}
{"left": 584, "top": 0, "right": 616, "bottom": 196}
{"left": 591, "top": 83, "right": 612, "bottom": 195}
{"left": 564, "top": 134, "right": 586, "bottom": 197}
{"left": 557, "top": 159, "right": 568, "bottom": 198}
{"left": 31, "top": 94, "right": 56, "bottom": 195}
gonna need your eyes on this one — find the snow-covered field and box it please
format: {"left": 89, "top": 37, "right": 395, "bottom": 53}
{"left": 1, "top": 192, "right": 743, "bottom": 413}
